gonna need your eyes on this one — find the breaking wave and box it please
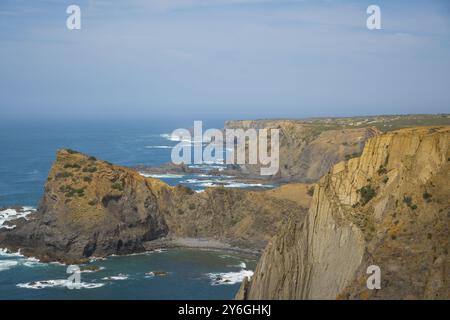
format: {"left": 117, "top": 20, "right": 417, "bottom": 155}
{"left": 0, "top": 207, "right": 36, "bottom": 230}
{"left": 17, "top": 280, "right": 105, "bottom": 290}
{"left": 101, "top": 273, "right": 128, "bottom": 281}
{"left": 207, "top": 270, "right": 254, "bottom": 285}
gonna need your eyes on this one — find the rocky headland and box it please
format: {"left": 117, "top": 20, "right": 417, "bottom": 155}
{"left": 0, "top": 149, "right": 310, "bottom": 264}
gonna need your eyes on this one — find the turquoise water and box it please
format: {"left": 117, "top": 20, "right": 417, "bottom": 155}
{"left": 0, "top": 118, "right": 257, "bottom": 299}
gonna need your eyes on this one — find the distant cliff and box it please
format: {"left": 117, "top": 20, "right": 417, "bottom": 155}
{"left": 225, "top": 120, "right": 380, "bottom": 182}
{"left": 0, "top": 150, "right": 310, "bottom": 263}
{"left": 237, "top": 126, "right": 450, "bottom": 299}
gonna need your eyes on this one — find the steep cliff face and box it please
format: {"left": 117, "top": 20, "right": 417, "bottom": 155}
{"left": 237, "top": 126, "right": 450, "bottom": 300}
{"left": 0, "top": 150, "right": 310, "bottom": 263}
{"left": 1, "top": 150, "right": 170, "bottom": 262}
{"left": 225, "top": 120, "right": 380, "bottom": 182}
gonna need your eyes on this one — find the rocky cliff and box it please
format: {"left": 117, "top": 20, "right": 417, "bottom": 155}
{"left": 237, "top": 126, "right": 449, "bottom": 299}
{"left": 0, "top": 150, "right": 310, "bottom": 263}
{"left": 225, "top": 120, "right": 380, "bottom": 182}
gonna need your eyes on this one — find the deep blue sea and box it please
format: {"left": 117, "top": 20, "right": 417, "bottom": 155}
{"left": 0, "top": 118, "right": 258, "bottom": 300}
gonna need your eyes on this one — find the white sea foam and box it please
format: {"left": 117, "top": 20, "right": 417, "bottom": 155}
{"left": 1, "top": 251, "right": 51, "bottom": 269}
{"left": 0, "top": 248, "right": 24, "bottom": 258}
{"left": 140, "top": 172, "right": 185, "bottom": 179}
{"left": 160, "top": 133, "right": 202, "bottom": 143}
{"left": 144, "top": 145, "right": 172, "bottom": 149}
{"left": 0, "top": 260, "right": 19, "bottom": 271}
{"left": 0, "top": 207, "right": 36, "bottom": 230}
{"left": 89, "top": 256, "right": 107, "bottom": 262}
{"left": 181, "top": 178, "right": 273, "bottom": 189}
{"left": 101, "top": 273, "right": 128, "bottom": 281}
{"left": 202, "top": 159, "right": 225, "bottom": 165}
{"left": 21, "top": 257, "right": 45, "bottom": 268}
{"left": 17, "top": 280, "right": 105, "bottom": 289}
{"left": 188, "top": 164, "right": 226, "bottom": 170}
{"left": 197, "top": 174, "right": 234, "bottom": 178}
{"left": 224, "top": 182, "right": 273, "bottom": 188}
{"left": 208, "top": 270, "right": 254, "bottom": 285}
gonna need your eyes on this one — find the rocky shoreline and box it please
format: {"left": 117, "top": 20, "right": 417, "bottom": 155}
{"left": 143, "top": 237, "right": 261, "bottom": 257}
{"left": 0, "top": 149, "right": 310, "bottom": 265}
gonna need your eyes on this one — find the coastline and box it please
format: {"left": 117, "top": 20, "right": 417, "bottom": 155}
{"left": 143, "top": 237, "right": 262, "bottom": 259}
{"left": 1, "top": 236, "right": 262, "bottom": 266}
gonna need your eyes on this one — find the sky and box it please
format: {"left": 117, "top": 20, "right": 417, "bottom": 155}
{"left": 0, "top": 0, "right": 449, "bottom": 120}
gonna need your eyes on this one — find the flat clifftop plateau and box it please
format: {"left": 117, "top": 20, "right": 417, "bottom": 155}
{"left": 0, "top": 150, "right": 311, "bottom": 263}
{"left": 237, "top": 126, "right": 450, "bottom": 300}
{"left": 225, "top": 114, "right": 450, "bottom": 133}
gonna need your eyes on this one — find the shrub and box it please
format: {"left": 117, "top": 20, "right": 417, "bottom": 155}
{"left": 403, "top": 196, "right": 418, "bottom": 210}
{"left": 83, "top": 176, "right": 92, "bottom": 183}
{"left": 82, "top": 166, "right": 97, "bottom": 173}
{"left": 62, "top": 185, "right": 85, "bottom": 197}
{"left": 55, "top": 171, "right": 73, "bottom": 179}
{"left": 358, "top": 185, "right": 376, "bottom": 205}
{"left": 111, "top": 182, "right": 124, "bottom": 191}
{"left": 377, "top": 165, "right": 387, "bottom": 175}
{"left": 345, "top": 152, "right": 361, "bottom": 161}
{"left": 88, "top": 199, "right": 98, "bottom": 206}
{"left": 382, "top": 176, "right": 389, "bottom": 184}
{"left": 64, "top": 163, "right": 81, "bottom": 169}
{"left": 66, "top": 190, "right": 76, "bottom": 197}
{"left": 188, "top": 203, "right": 196, "bottom": 210}
{"left": 66, "top": 149, "right": 80, "bottom": 154}
{"left": 88, "top": 156, "right": 97, "bottom": 161}
{"left": 422, "top": 192, "right": 432, "bottom": 202}
{"left": 403, "top": 196, "right": 413, "bottom": 206}
{"left": 177, "top": 208, "right": 184, "bottom": 215}
{"left": 307, "top": 186, "right": 315, "bottom": 196}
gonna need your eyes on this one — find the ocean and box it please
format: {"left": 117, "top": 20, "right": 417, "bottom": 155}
{"left": 0, "top": 118, "right": 259, "bottom": 300}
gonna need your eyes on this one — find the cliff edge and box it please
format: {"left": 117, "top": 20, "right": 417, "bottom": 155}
{"left": 237, "top": 126, "right": 449, "bottom": 299}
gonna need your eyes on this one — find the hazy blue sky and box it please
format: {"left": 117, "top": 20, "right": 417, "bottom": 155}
{"left": 0, "top": 0, "right": 449, "bottom": 120}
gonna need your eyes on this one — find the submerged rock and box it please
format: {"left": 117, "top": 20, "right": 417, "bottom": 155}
{"left": 146, "top": 271, "right": 168, "bottom": 277}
